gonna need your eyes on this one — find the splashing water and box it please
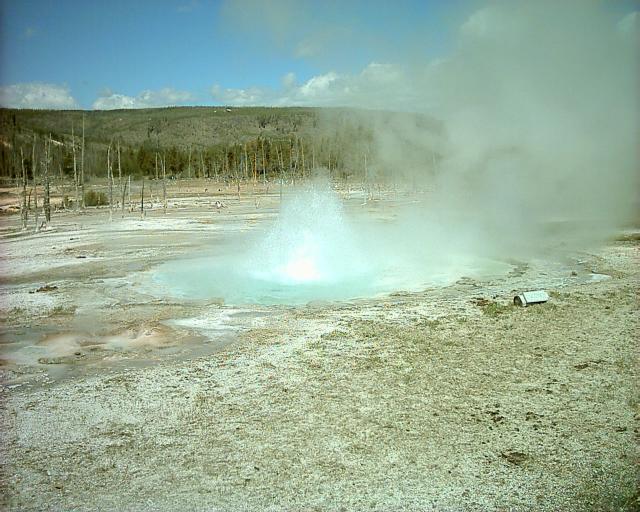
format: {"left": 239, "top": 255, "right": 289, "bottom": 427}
{"left": 248, "top": 180, "right": 368, "bottom": 286}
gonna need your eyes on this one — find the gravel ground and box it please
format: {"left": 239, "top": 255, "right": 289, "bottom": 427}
{"left": 0, "top": 193, "right": 638, "bottom": 511}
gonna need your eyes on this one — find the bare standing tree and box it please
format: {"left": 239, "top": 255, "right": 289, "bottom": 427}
{"left": 58, "top": 154, "right": 66, "bottom": 210}
{"left": 363, "top": 152, "right": 369, "bottom": 203}
{"left": 20, "top": 147, "right": 27, "bottom": 230}
{"left": 117, "top": 139, "right": 122, "bottom": 212}
{"left": 121, "top": 178, "right": 128, "bottom": 218}
{"left": 32, "top": 136, "right": 39, "bottom": 232}
{"left": 187, "top": 145, "right": 192, "bottom": 180}
{"left": 290, "top": 138, "right": 296, "bottom": 185}
{"left": 162, "top": 154, "right": 167, "bottom": 212}
{"left": 71, "top": 121, "right": 79, "bottom": 211}
{"left": 107, "top": 142, "right": 113, "bottom": 221}
{"left": 275, "top": 143, "right": 285, "bottom": 202}
{"left": 43, "top": 136, "right": 51, "bottom": 225}
{"left": 261, "top": 138, "right": 267, "bottom": 187}
{"left": 80, "top": 114, "right": 85, "bottom": 209}
{"left": 140, "top": 177, "right": 145, "bottom": 219}
{"left": 243, "top": 144, "right": 249, "bottom": 182}
{"left": 300, "top": 138, "right": 306, "bottom": 179}
{"left": 252, "top": 149, "right": 257, "bottom": 188}
{"left": 235, "top": 151, "right": 241, "bottom": 200}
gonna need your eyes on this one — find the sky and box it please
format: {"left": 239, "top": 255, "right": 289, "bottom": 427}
{"left": 0, "top": 0, "right": 637, "bottom": 111}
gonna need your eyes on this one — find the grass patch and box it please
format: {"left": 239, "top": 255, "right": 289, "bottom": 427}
{"left": 49, "top": 305, "right": 77, "bottom": 316}
{"left": 84, "top": 189, "right": 108, "bottom": 207}
{"left": 415, "top": 318, "right": 442, "bottom": 329}
{"left": 481, "top": 301, "right": 512, "bottom": 318}
{"left": 613, "top": 232, "right": 640, "bottom": 242}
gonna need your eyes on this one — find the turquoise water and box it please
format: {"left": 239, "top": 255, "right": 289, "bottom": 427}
{"left": 150, "top": 183, "right": 513, "bottom": 305}
{"left": 152, "top": 257, "right": 407, "bottom": 304}
{"left": 150, "top": 251, "right": 512, "bottom": 305}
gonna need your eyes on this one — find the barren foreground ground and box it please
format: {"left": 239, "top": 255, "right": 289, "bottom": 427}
{"left": 0, "top": 186, "right": 638, "bottom": 511}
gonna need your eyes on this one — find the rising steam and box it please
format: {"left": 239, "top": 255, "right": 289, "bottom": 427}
{"left": 222, "top": 0, "right": 639, "bottom": 259}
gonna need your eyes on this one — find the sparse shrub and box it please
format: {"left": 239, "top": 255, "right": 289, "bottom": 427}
{"left": 84, "top": 189, "right": 107, "bottom": 207}
{"left": 482, "top": 301, "right": 511, "bottom": 318}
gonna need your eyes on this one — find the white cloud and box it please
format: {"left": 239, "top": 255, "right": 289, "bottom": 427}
{"left": 210, "top": 62, "right": 414, "bottom": 110}
{"left": 92, "top": 87, "right": 195, "bottom": 110}
{"left": 0, "top": 82, "right": 78, "bottom": 109}
{"left": 210, "top": 85, "right": 267, "bottom": 106}
{"left": 92, "top": 94, "right": 136, "bottom": 110}
{"left": 297, "top": 71, "right": 339, "bottom": 99}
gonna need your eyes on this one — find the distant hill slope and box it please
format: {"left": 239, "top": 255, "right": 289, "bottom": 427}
{"left": 0, "top": 106, "right": 322, "bottom": 149}
{"left": 0, "top": 106, "right": 442, "bottom": 182}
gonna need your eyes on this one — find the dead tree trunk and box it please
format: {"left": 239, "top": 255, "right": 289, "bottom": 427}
{"left": 275, "top": 144, "right": 285, "bottom": 202}
{"left": 243, "top": 145, "right": 249, "bottom": 182}
{"left": 80, "top": 114, "right": 85, "bottom": 209}
{"left": 121, "top": 175, "right": 128, "bottom": 218}
{"left": 72, "top": 121, "right": 79, "bottom": 211}
{"left": 33, "top": 137, "right": 39, "bottom": 232}
{"left": 20, "top": 147, "right": 27, "bottom": 229}
{"left": 363, "top": 153, "right": 369, "bottom": 203}
{"left": 261, "top": 139, "right": 267, "bottom": 186}
{"left": 59, "top": 159, "right": 66, "bottom": 210}
{"left": 128, "top": 175, "right": 132, "bottom": 212}
{"left": 162, "top": 155, "right": 167, "bottom": 212}
{"left": 187, "top": 145, "right": 192, "bottom": 180}
{"left": 289, "top": 139, "right": 295, "bottom": 186}
{"left": 107, "top": 143, "right": 113, "bottom": 221}
{"left": 140, "top": 177, "right": 145, "bottom": 219}
{"left": 236, "top": 161, "right": 241, "bottom": 200}
{"left": 253, "top": 150, "right": 257, "bottom": 187}
{"left": 43, "top": 136, "right": 51, "bottom": 225}
{"left": 117, "top": 140, "right": 122, "bottom": 214}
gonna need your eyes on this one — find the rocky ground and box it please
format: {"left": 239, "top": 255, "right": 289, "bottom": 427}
{"left": 0, "top": 185, "right": 638, "bottom": 511}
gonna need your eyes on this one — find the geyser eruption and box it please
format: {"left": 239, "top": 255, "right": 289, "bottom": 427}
{"left": 150, "top": 176, "right": 514, "bottom": 305}
{"left": 152, "top": 179, "right": 414, "bottom": 305}
{"left": 248, "top": 177, "right": 366, "bottom": 286}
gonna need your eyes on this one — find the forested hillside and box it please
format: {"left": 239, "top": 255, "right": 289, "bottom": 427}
{"left": 0, "top": 106, "right": 441, "bottom": 185}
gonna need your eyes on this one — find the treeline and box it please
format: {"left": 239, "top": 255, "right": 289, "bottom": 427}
{"left": 129, "top": 134, "right": 361, "bottom": 183}
{"left": 1, "top": 133, "right": 371, "bottom": 185}
{"left": 0, "top": 106, "right": 442, "bottom": 187}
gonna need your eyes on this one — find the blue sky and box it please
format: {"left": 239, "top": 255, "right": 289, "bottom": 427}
{"left": 0, "top": 0, "right": 474, "bottom": 109}
{"left": 0, "top": 0, "right": 637, "bottom": 110}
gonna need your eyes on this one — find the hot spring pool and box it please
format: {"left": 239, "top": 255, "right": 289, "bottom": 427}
{"left": 149, "top": 253, "right": 513, "bottom": 305}
{"left": 147, "top": 182, "right": 514, "bottom": 305}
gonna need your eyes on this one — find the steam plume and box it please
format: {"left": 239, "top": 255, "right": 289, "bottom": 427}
{"left": 222, "top": 0, "right": 639, "bottom": 257}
